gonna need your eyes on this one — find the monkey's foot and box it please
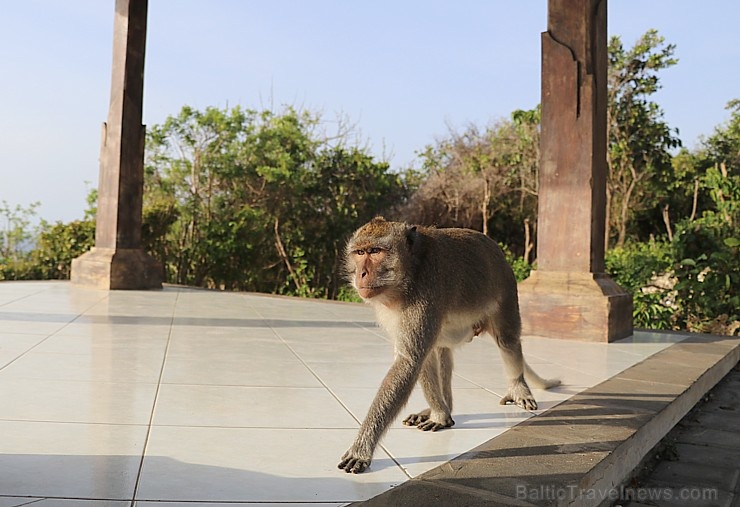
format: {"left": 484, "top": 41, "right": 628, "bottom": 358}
{"left": 403, "top": 408, "right": 431, "bottom": 426}
{"left": 403, "top": 409, "right": 454, "bottom": 431}
{"left": 338, "top": 449, "right": 371, "bottom": 474}
{"left": 500, "top": 383, "right": 538, "bottom": 411}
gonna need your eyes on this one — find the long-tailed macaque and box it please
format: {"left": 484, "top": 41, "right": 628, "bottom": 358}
{"left": 338, "top": 217, "right": 560, "bottom": 474}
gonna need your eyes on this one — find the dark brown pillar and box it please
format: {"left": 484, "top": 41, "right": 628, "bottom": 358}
{"left": 517, "top": 0, "right": 632, "bottom": 342}
{"left": 71, "top": 0, "right": 162, "bottom": 289}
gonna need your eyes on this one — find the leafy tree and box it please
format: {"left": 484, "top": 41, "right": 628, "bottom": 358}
{"left": 143, "top": 105, "right": 404, "bottom": 297}
{"left": 299, "top": 147, "right": 406, "bottom": 298}
{"left": 670, "top": 100, "right": 739, "bottom": 334}
{"left": 405, "top": 30, "right": 683, "bottom": 254}
{"left": 606, "top": 100, "right": 739, "bottom": 335}
{"left": 703, "top": 99, "right": 740, "bottom": 171}
{"left": 606, "top": 29, "right": 681, "bottom": 247}
{"left": 401, "top": 107, "right": 540, "bottom": 260}
{"left": 0, "top": 201, "right": 41, "bottom": 261}
{"left": 0, "top": 201, "right": 44, "bottom": 280}
{"left": 144, "top": 106, "right": 316, "bottom": 289}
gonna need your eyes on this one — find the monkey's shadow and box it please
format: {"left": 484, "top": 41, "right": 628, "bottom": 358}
{"left": 444, "top": 385, "right": 586, "bottom": 428}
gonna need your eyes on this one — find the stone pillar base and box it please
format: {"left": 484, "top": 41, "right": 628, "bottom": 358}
{"left": 518, "top": 271, "right": 633, "bottom": 342}
{"left": 71, "top": 247, "right": 163, "bottom": 290}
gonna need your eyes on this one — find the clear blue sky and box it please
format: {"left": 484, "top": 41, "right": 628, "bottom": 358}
{"left": 1, "top": 1, "right": 738, "bottom": 224}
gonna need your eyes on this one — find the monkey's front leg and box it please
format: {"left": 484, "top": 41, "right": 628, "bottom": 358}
{"left": 403, "top": 348, "right": 455, "bottom": 431}
{"left": 338, "top": 355, "right": 423, "bottom": 473}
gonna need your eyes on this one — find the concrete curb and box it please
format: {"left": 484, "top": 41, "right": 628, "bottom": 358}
{"left": 351, "top": 333, "right": 739, "bottom": 507}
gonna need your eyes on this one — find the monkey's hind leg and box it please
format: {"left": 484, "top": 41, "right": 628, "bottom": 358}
{"left": 496, "top": 336, "right": 537, "bottom": 410}
{"left": 497, "top": 343, "right": 538, "bottom": 410}
{"left": 403, "top": 348, "right": 455, "bottom": 431}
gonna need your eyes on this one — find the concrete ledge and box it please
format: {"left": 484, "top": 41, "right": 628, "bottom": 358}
{"left": 352, "top": 333, "right": 739, "bottom": 507}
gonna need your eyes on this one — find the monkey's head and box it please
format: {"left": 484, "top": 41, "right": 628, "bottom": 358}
{"left": 346, "top": 217, "right": 417, "bottom": 303}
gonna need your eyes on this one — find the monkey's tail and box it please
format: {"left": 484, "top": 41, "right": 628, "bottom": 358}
{"left": 524, "top": 360, "right": 561, "bottom": 390}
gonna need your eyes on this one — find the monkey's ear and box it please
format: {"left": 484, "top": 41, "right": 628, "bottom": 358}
{"left": 405, "top": 226, "right": 418, "bottom": 250}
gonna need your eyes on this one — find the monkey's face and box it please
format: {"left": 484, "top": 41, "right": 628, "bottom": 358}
{"left": 346, "top": 217, "right": 407, "bottom": 304}
{"left": 350, "top": 246, "right": 389, "bottom": 299}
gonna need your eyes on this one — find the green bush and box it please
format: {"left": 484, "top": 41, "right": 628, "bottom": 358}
{"left": 604, "top": 199, "right": 738, "bottom": 335}
{"left": 672, "top": 219, "right": 739, "bottom": 334}
{"left": 30, "top": 220, "right": 95, "bottom": 279}
{"left": 500, "top": 243, "right": 533, "bottom": 283}
{"left": 0, "top": 258, "right": 40, "bottom": 280}
{"left": 606, "top": 240, "right": 674, "bottom": 329}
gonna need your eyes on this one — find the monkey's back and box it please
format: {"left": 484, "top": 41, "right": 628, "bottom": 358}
{"left": 413, "top": 226, "right": 518, "bottom": 314}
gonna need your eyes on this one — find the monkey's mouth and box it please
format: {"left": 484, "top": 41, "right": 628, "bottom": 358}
{"left": 358, "top": 286, "right": 381, "bottom": 298}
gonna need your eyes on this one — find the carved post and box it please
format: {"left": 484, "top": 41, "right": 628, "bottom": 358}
{"left": 517, "top": 0, "right": 633, "bottom": 341}
{"left": 71, "top": 0, "right": 162, "bottom": 289}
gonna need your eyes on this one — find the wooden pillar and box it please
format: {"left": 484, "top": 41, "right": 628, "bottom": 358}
{"left": 517, "top": 0, "right": 632, "bottom": 342}
{"left": 71, "top": 0, "right": 162, "bottom": 289}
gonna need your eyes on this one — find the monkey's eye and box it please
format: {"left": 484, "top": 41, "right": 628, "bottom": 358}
{"left": 355, "top": 249, "right": 366, "bottom": 256}
{"left": 367, "top": 247, "right": 383, "bottom": 255}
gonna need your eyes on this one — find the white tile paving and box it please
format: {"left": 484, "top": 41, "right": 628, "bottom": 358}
{"left": 0, "top": 281, "right": 689, "bottom": 505}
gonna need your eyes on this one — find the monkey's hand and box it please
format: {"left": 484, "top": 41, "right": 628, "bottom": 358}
{"left": 500, "top": 381, "right": 538, "bottom": 411}
{"left": 338, "top": 448, "right": 372, "bottom": 474}
{"left": 403, "top": 409, "right": 455, "bottom": 431}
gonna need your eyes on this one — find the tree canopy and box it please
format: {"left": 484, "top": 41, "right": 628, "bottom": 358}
{"left": 143, "top": 105, "right": 407, "bottom": 298}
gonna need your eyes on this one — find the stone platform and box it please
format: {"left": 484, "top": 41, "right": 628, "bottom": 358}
{"left": 0, "top": 281, "right": 736, "bottom": 506}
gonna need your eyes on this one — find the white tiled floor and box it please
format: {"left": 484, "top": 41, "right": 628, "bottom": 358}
{"left": 0, "top": 281, "right": 688, "bottom": 506}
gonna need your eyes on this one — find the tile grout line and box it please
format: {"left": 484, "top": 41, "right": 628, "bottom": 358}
{"left": 130, "top": 289, "right": 181, "bottom": 507}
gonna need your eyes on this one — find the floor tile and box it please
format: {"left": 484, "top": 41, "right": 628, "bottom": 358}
{"left": 136, "top": 426, "right": 407, "bottom": 503}
{"left": 0, "top": 282, "right": 49, "bottom": 305}
{"left": 306, "top": 360, "right": 390, "bottom": 389}
{"left": 306, "top": 360, "right": 479, "bottom": 390}
{"left": 166, "top": 330, "right": 295, "bottom": 362}
{"left": 173, "top": 293, "right": 264, "bottom": 319}
{"left": 0, "top": 420, "right": 147, "bottom": 500}
{"left": 52, "top": 322, "right": 173, "bottom": 341}
{"left": 286, "top": 339, "right": 394, "bottom": 364}
{"left": 0, "top": 310, "right": 72, "bottom": 335}
{"left": 0, "top": 283, "right": 105, "bottom": 313}
{"left": 0, "top": 350, "right": 166, "bottom": 383}
{"left": 162, "top": 355, "right": 322, "bottom": 387}
{"left": 171, "top": 322, "right": 264, "bottom": 336}
{"left": 0, "top": 332, "right": 50, "bottom": 369}
{"left": 274, "top": 325, "right": 388, "bottom": 343}
{"left": 34, "top": 330, "right": 170, "bottom": 355}
{"left": 0, "top": 378, "right": 158, "bottom": 424}
{"left": 152, "top": 384, "right": 358, "bottom": 428}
